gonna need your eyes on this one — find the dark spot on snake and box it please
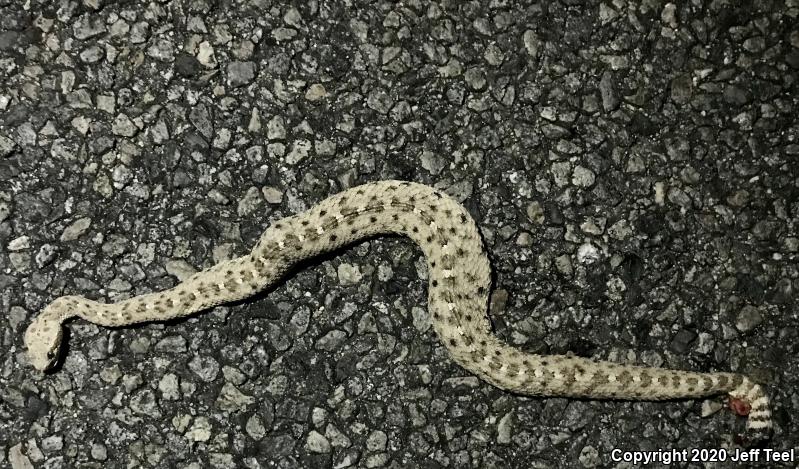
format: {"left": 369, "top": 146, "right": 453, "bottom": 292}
{"left": 460, "top": 214, "right": 467, "bottom": 223}
{"left": 412, "top": 226, "right": 418, "bottom": 233}
{"left": 449, "top": 339, "right": 457, "bottom": 346}
{"left": 477, "top": 287, "right": 485, "bottom": 295}
{"left": 426, "top": 236, "right": 432, "bottom": 242}
{"left": 700, "top": 377, "right": 714, "bottom": 392}
{"left": 320, "top": 210, "right": 327, "bottom": 216}
{"left": 330, "top": 234, "right": 338, "bottom": 242}
{"left": 370, "top": 216, "right": 377, "bottom": 223}
{"left": 432, "top": 280, "right": 438, "bottom": 287}
{"left": 464, "top": 314, "right": 472, "bottom": 321}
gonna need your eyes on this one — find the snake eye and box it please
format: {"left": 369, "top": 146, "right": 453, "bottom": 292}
{"left": 46, "top": 351, "right": 56, "bottom": 359}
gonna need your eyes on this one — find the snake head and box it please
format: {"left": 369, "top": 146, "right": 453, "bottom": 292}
{"left": 24, "top": 317, "right": 64, "bottom": 371}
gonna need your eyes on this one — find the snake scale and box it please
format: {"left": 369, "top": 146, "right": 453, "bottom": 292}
{"left": 25, "top": 180, "right": 772, "bottom": 439}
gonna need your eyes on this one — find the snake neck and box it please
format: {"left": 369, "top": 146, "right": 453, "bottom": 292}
{"left": 42, "top": 295, "right": 84, "bottom": 324}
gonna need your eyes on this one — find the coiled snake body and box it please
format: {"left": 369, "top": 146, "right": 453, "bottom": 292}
{"left": 25, "top": 181, "right": 772, "bottom": 438}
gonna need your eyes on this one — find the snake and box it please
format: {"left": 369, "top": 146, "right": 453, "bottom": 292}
{"left": 24, "top": 180, "right": 772, "bottom": 440}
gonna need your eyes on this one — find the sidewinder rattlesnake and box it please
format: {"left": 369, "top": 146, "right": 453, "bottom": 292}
{"left": 24, "top": 180, "right": 772, "bottom": 439}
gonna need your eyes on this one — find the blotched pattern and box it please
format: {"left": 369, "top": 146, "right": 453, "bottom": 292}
{"left": 24, "top": 181, "right": 771, "bottom": 438}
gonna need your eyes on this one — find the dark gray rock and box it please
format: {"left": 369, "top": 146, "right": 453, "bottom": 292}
{"left": 599, "top": 70, "right": 619, "bottom": 111}
{"left": 189, "top": 103, "right": 213, "bottom": 140}
{"left": 723, "top": 84, "right": 751, "bottom": 106}
{"left": 174, "top": 52, "right": 201, "bottom": 77}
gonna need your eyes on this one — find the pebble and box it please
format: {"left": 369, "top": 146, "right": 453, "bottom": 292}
{"left": 72, "top": 14, "right": 105, "bottom": 39}
{"left": 189, "top": 103, "right": 214, "bottom": 140}
{"left": 90, "top": 442, "right": 108, "bottom": 461}
{"left": 572, "top": 165, "right": 596, "bottom": 187}
{"left": 305, "top": 83, "right": 328, "bottom": 101}
{"left": 147, "top": 38, "right": 175, "bottom": 61}
{"left": 246, "top": 415, "right": 266, "bottom": 440}
{"left": 723, "top": 85, "right": 750, "bottom": 106}
{"left": 216, "top": 382, "right": 254, "bottom": 411}
{"left": 185, "top": 416, "right": 212, "bottom": 442}
{"left": 227, "top": 61, "right": 256, "bottom": 87}
{"left": 112, "top": 113, "right": 138, "bottom": 137}
{"left": 197, "top": 41, "right": 216, "bottom": 67}
{"left": 599, "top": 70, "right": 618, "bottom": 111}
{"left": 285, "top": 139, "right": 311, "bottom": 164}
{"left": 736, "top": 305, "right": 763, "bottom": 332}
{"left": 305, "top": 431, "right": 331, "bottom": 453}
{"left": 266, "top": 115, "right": 286, "bottom": 140}
{"left": 9, "top": 443, "right": 34, "bottom": 469}
{"left": 366, "top": 430, "right": 387, "bottom": 451}
{"left": 189, "top": 355, "right": 220, "bottom": 382}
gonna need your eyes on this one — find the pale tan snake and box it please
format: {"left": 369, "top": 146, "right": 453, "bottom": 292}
{"left": 24, "top": 180, "right": 772, "bottom": 439}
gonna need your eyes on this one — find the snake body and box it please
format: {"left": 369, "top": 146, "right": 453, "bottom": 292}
{"left": 25, "top": 181, "right": 771, "bottom": 438}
